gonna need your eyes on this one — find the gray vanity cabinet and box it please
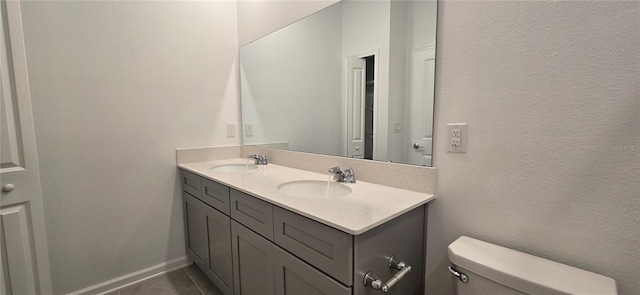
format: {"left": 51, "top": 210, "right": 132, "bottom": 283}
{"left": 181, "top": 169, "right": 427, "bottom": 295}
{"left": 181, "top": 171, "right": 234, "bottom": 295}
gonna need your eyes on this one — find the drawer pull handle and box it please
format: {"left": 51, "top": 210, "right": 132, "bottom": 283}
{"left": 364, "top": 256, "right": 412, "bottom": 293}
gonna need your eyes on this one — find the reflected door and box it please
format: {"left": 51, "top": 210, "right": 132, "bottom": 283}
{"left": 1, "top": 1, "right": 53, "bottom": 294}
{"left": 408, "top": 47, "right": 435, "bottom": 166}
{"left": 346, "top": 57, "right": 366, "bottom": 159}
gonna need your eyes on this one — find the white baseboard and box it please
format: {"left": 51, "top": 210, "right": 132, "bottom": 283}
{"left": 67, "top": 256, "right": 192, "bottom": 295}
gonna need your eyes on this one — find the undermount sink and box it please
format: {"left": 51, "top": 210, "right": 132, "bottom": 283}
{"left": 278, "top": 180, "right": 352, "bottom": 199}
{"left": 210, "top": 164, "right": 258, "bottom": 172}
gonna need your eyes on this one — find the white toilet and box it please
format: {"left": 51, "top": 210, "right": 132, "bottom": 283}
{"left": 448, "top": 236, "right": 617, "bottom": 295}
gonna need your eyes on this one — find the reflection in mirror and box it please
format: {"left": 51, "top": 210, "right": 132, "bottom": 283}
{"left": 240, "top": 0, "right": 437, "bottom": 166}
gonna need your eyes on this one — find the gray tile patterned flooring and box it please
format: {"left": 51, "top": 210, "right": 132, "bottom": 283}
{"left": 104, "top": 264, "right": 223, "bottom": 295}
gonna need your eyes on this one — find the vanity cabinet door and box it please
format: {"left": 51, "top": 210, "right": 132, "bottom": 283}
{"left": 203, "top": 205, "right": 234, "bottom": 295}
{"left": 183, "top": 192, "right": 207, "bottom": 268}
{"left": 231, "top": 220, "right": 276, "bottom": 295}
{"left": 184, "top": 190, "right": 234, "bottom": 295}
{"left": 274, "top": 245, "right": 351, "bottom": 295}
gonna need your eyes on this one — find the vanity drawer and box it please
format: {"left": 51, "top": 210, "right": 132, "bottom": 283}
{"left": 230, "top": 189, "right": 274, "bottom": 241}
{"left": 201, "top": 178, "right": 231, "bottom": 215}
{"left": 181, "top": 170, "right": 201, "bottom": 197}
{"left": 273, "top": 207, "right": 353, "bottom": 286}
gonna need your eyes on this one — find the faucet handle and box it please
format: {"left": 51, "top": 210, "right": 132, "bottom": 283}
{"left": 248, "top": 154, "right": 268, "bottom": 165}
{"left": 328, "top": 166, "right": 355, "bottom": 183}
{"left": 342, "top": 168, "right": 356, "bottom": 183}
{"left": 328, "top": 166, "right": 341, "bottom": 174}
{"left": 328, "top": 166, "right": 342, "bottom": 182}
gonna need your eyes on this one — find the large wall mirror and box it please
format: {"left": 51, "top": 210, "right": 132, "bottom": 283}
{"left": 240, "top": 0, "right": 437, "bottom": 166}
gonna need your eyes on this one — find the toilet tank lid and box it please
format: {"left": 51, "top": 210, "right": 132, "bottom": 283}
{"left": 448, "top": 236, "right": 617, "bottom": 295}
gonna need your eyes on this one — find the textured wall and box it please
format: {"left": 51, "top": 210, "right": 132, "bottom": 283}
{"left": 429, "top": 1, "right": 639, "bottom": 294}
{"left": 20, "top": 1, "right": 240, "bottom": 293}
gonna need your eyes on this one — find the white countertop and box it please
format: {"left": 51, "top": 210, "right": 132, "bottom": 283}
{"left": 178, "top": 158, "right": 436, "bottom": 235}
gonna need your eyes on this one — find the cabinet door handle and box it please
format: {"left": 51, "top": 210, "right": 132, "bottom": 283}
{"left": 363, "top": 256, "right": 412, "bottom": 293}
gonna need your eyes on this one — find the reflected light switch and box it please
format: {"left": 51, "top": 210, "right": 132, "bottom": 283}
{"left": 394, "top": 123, "right": 402, "bottom": 133}
{"left": 244, "top": 123, "right": 253, "bottom": 137}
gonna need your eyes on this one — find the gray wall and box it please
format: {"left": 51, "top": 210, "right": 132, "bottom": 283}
{"left": 428, "top": 1, "right": 639, "bottom": 295}
{"left": 21, "top": 1, "right": 240, "bottom": 293}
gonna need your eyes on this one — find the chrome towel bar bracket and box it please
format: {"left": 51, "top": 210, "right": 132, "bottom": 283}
{"left": 364, "top": 256, "right": 412, "bottom": 293}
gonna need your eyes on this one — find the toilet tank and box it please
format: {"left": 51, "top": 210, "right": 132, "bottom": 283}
{"left": 447, "top": 236, "right": 617, "bottom": 295}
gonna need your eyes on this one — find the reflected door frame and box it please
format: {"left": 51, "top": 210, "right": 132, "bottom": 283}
{"left": 342, "top": 50, "right": 383, "bottom": 160}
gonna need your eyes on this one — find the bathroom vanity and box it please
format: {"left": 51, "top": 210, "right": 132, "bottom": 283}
{"left": 178, "top": 158, "right": 435, "bottom": 295}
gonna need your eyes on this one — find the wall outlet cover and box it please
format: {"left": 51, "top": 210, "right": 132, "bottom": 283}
{"left": 447, "top": 123, "right": 468, "bottom": 153}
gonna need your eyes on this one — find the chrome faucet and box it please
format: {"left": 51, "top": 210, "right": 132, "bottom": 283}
{"left": 328, "top": 166, "right": 356, "bottom": 183}
{"left": 247, "top": 154, "right": 268, "bottom": 165}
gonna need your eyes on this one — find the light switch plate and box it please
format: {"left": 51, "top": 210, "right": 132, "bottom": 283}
{"left": 227, "top": 124, "right": 236, "bottom": 137}
{"left": 447, "top": 123, "right": 467, "bottom": 152}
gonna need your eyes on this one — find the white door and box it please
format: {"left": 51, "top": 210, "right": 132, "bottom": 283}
{"left": 346, "top": 57, "right": 366, "bottom": 159}
{"left": 1, "top": 1, "right": 53, "bottom": 294}
{"left": 407, "top": 47, "right": 436, "bottom": 166}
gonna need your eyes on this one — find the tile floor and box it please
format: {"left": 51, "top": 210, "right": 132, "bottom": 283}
{"left": 103, "top": 264, "right": 223, "bottom": 295}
